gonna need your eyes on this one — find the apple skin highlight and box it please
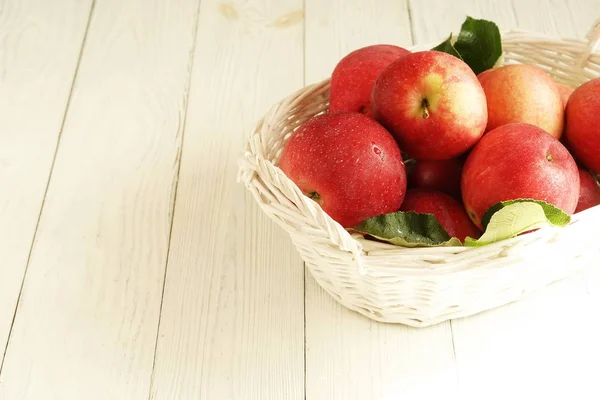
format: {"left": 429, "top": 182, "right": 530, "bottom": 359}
{"left": 478, "top": 64, "right": 564, "bottom": 139}
{"left": 279, "top": 112, "right": 407, "bottom": 228}
{"left": 371, "top": 50, "right": 488, "bottom": 161}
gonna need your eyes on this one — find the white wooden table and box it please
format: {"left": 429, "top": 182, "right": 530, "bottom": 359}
{"left": 1, "top": 0, "right": 599, "bottom": 399}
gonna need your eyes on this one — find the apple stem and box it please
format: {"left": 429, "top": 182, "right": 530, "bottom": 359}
{"left": 421, "top": 98, "right": 430, "bottom": 119}
{"left": 546, "top": 154, "right": 553, "bottom": 162}
{"left": 308, "top": 191, "right": 321, "bottom": 202}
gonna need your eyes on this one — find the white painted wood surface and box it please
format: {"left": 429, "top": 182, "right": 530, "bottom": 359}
{"left": 0, "top": 0, "right": 201, "bottom": 398}
{"left": 149, "top": 1, "right": 305, "bottom": 399}
{"left": 0, "top": 0, "right": 93, "bottom": 365}
{"left": 0, "top": 0, "right": 599, "bottom": 399}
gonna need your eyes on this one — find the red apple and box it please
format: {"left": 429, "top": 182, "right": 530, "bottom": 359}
{"left": 556, "top": 82, "right": 574, "bottom": 109}
{"left": 279, "top": 112, "right": 406, "bottom": 228}
{"left": 478, "top": 64, "right": 564, "bottom": 139}
{"left": 371, "top": 50, "right": 487, "bottom": 160}
{"left": 400, "top": 189, "right": 480, "bottom": 241}
{"left": 329, "top": 45, "right": 410, "bottom": 117}
{"left": 575, "top": 167, "right": 600, "bottom": 213}
{"left": 462, "top": 123, "right": 579, "bottom": 229}
{"left": 407, "top": 158, "right": 463, "bottom": 199}
{"left": 564, "top": 77, "right": 600, "bottom": 174}
{"left": 476, "top": 67, "right": 495, "bottom": 81}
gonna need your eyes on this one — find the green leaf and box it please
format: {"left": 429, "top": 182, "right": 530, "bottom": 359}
{"left": 453, "top": 16, "right": 502, "bottom": 75}
{"left": 480, "top": 199, "right": 571, "bottom": 229}
{"left": 464, "top": 199, "right": 571, "bottom": 247}
{"left": 431, "top": 34, "right": 463, "bottom": 60}
{"left": 354, "top": 211, "right": 463, "bottom": 248}
{"left": 431, "top": 16, "right": 503, "bottom": 75}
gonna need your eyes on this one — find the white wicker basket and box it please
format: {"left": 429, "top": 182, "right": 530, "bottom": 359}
{"left": 238, "top": 21, "right": 600, "bottom": 327}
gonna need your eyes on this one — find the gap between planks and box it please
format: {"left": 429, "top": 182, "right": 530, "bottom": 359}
{"left": 0, "top": 0, "right": 97, "bottom": 374}
{"left": 147, "top": 0, "right": 204, "bottom": 396}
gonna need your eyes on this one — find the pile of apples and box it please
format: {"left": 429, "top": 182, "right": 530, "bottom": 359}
{"left": 278, "top": 44, "right": 600, "bottom": 243}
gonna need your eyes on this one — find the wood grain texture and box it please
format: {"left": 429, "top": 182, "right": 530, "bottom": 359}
{"left": 304, "top": 2, "right": 458, "bottom": 399}
{"left": 408, "top": 1, "right": 600, "bottom": 398}
{"left": 149, "top": 1, "right": 305, "bottom": 399}
{"left": 0, "top": 0, "right": 92, "bottom": 364}
{"left": 564, "top": 0, "right": 600, "bottom": 38}
{"left": 408, "top": 0, "right": 518, "bottom": 44}
{"left": 0, "top": 0, "right": 201, "bottom": 398}
{"left": 511, "top": 0, "right": 578, "bottom": 37}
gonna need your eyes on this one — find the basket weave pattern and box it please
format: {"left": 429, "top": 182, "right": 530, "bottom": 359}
{"left": 238, "top": 23, "right": 600, "bottom": 327}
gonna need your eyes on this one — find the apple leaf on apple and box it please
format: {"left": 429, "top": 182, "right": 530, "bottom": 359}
{"left": 353, "top": 211, "right": 463, "bottom": 248}
{"left": 432, "top": 16, "right": 502, "bottom": 75}
{"left": 431, "top": 34, "right": 463, "bottom": 60}
{"left": 355, "top": 200, "right": 570, "bottom": 248}
{"left": 464, "top": 199, "right": 571, "bottom": 247}
{"left": 454, "top": 17, "right": 503, "bottom": 75}
{"left": 480, "top": 199, "right": 570, "bottom": 229}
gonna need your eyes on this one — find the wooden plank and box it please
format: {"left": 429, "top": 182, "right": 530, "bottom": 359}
{"left": 512, "top": 0, "right": 578, "bottom": 37}
{"left": 304, "top": 2, "right": 459, "bottom": 399}
{"left": 0, "top": 0, "right": 201, "bottom": 398}
{"left": 565, "top": 0, "right": 600, "bottom": 38}
{"left": 0, "top": 0, "right": 93, "bottom": 364}
{"left": 148, "top": 1, "right": 305, "bottom": 399}
{"left": 409, "top": 1, "right": 600, "bottom": 398}
{"left": 305, "top": 0, "right": 413, "bottom": 84}
{"left": 408, "top": 0, "right": 518, "bottom": 44}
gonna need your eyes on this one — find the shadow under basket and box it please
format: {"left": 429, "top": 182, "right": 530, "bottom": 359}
{"left": 238, "top": 22, "right": 600, "bottom": 327}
